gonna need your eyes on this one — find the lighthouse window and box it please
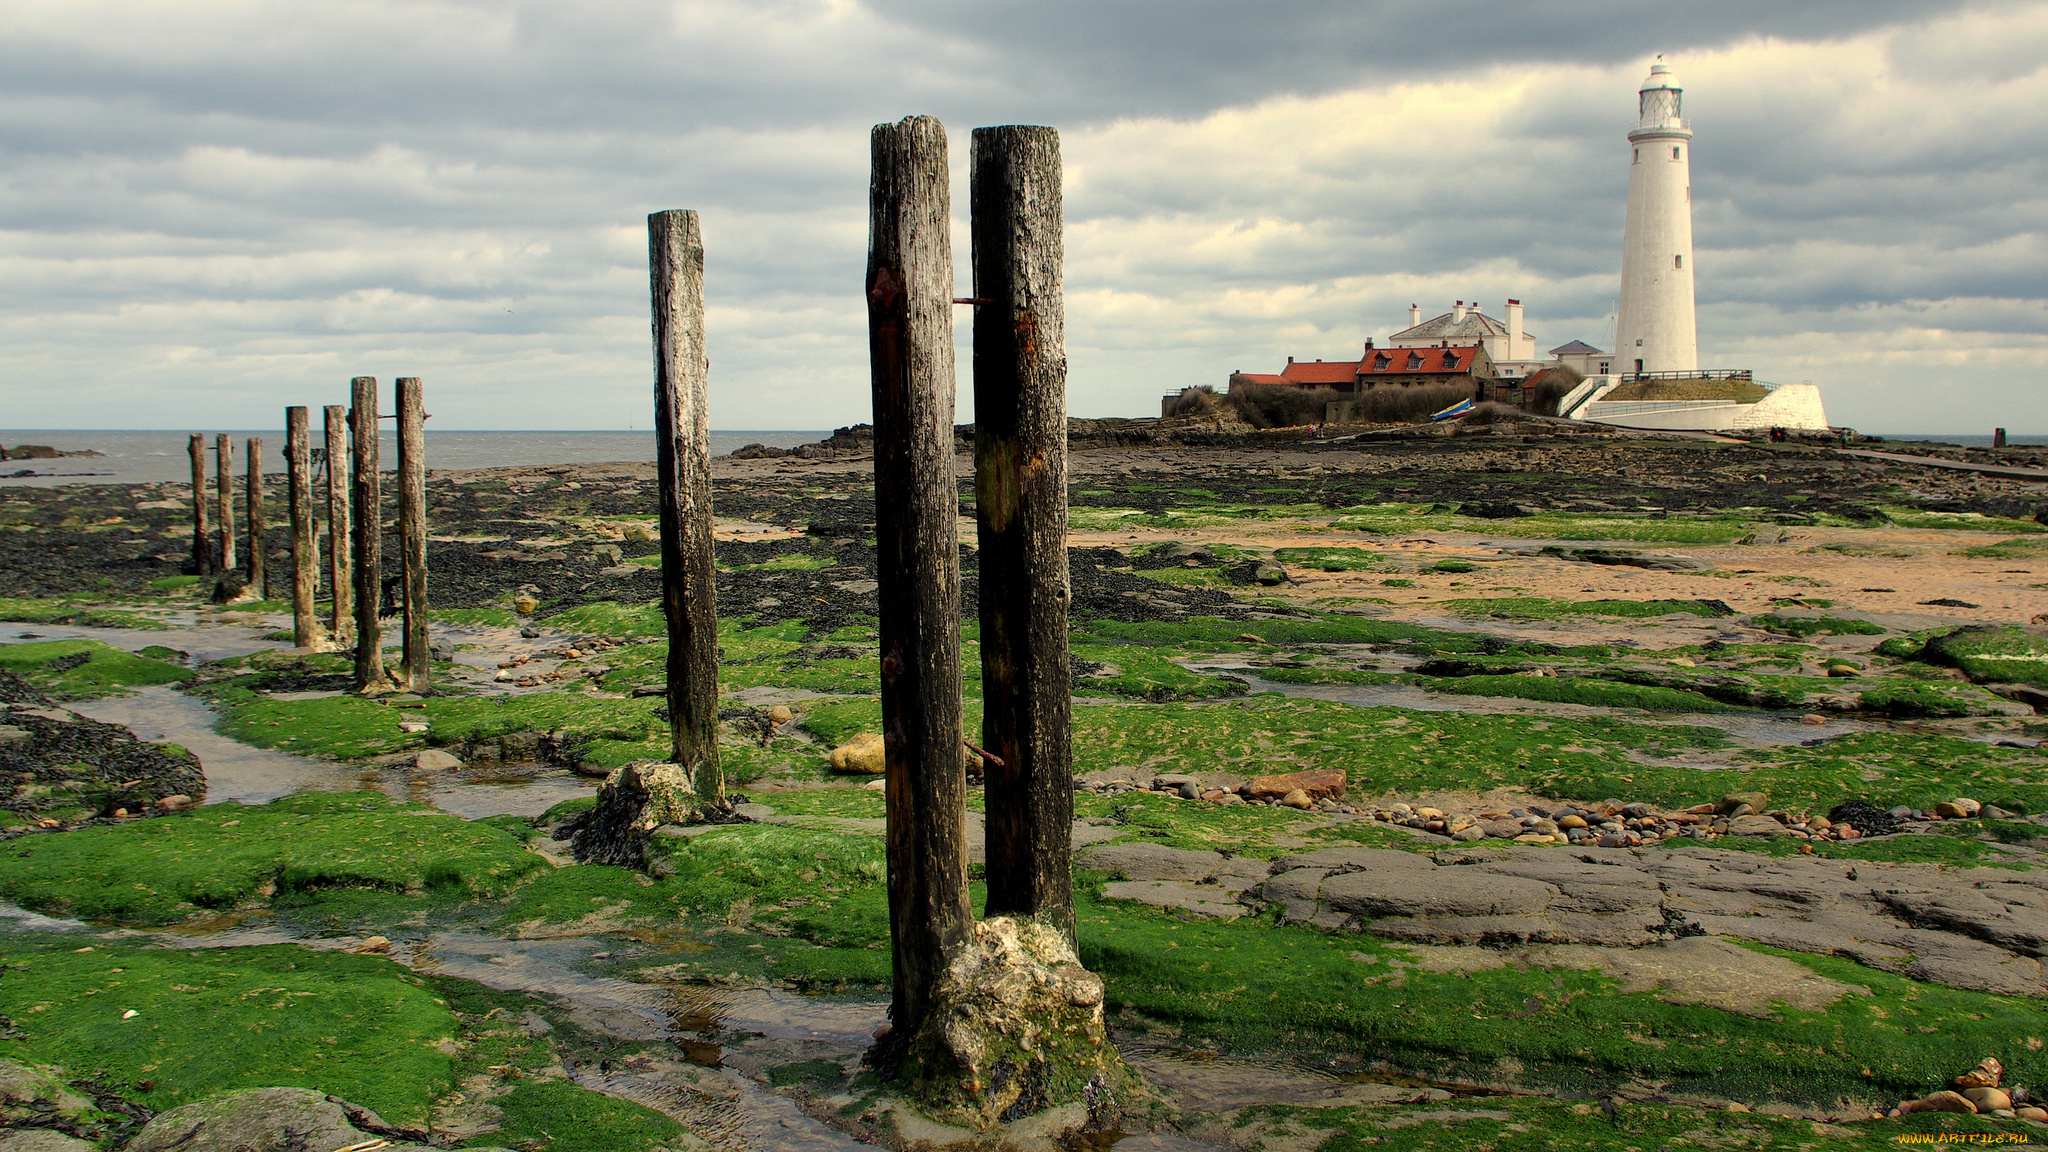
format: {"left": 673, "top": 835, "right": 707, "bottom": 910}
{"left": 1674, "top": 254, "right": 1683, "bottom": 269}
{"left": 1672, "top": 146, "right": 1682, "bottom": 159}
{"left": 1633, "top": 148, "right": 1639, "bottom": 163}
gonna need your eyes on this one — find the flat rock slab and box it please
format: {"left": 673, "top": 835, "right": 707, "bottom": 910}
{"left": 126, "top": 1088, "right": 429, "bottom": 1152}
{"left": 1321, "top": 868, "right": 1558, "bottom": 919}
{"left": 0, "top": 1133, "right": 98, "bottom": 1152}
{"left": 1100, "top": 880, "right": 1248, "bottom": 920}
{"left": 1525, "top": 936, "right": 1871, "bottom": 1017}
{"left": 1274, "top": 846, "right": 1434, "bottom": 873}
{"left": 1080, "top": 843, "right": 1224, "bottom": 882}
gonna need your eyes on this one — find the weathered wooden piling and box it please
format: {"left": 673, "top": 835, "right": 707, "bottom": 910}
{"left": 1995, "top": 428, "right": 2008, "bottom": 449}
{"left": 396, "top": 377, "right": 430, "bottom": 692}
{"left": 245, "top": 437, "right": 266, "bottom": 596}
{"left": 649, "top": 210, "right": 723, "bottom": 807}
{"left": 323, "top": 406, "right": 354, "bottom": 649}
{"left": 349, "top": 378, "right": 384, "bottom": 692}
{"left": 286, "top": 407, "right": 322, "bottom": 648}
{"left": 868, "top": 115, "right": 971, "bottom": 1037}
{"left": 214, "top": 435, "right": 237, "bottom": 575}
{"left": 970, "top": 125, "right": 1076, "bottom": 942}
{"left": 187, "top": 434, "right": 212, "bottom": 574}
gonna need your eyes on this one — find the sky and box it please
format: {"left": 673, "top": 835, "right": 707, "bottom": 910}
{"left": 2, "top": 0, "right": 2043, "bottom": 434}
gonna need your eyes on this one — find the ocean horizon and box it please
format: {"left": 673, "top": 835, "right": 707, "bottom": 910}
{"left": 0, "top": 429, "right": 832, "bottom": 488}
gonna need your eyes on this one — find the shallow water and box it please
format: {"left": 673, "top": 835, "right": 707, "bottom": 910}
{"left": 67, "top": 685, "right": 592, "bottom": 816}
{"left": 4, "top": 618, "right": 285, "bottom": 664}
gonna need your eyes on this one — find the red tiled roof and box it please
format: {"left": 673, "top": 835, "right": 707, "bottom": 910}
{"left": 1358, "top": 344, "right": 1480, "bottom": 376}
{"left": 1278, "top": 360, "right": 1361, "bottom": 385}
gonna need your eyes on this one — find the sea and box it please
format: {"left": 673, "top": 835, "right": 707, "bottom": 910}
{"left": 0, "top": 430, "right": 831, "bottom": 489}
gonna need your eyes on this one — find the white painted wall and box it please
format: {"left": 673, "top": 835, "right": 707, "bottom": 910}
{"left": 1730, "top": 383, "right": 1830, "bottom": 431}
{"left": 1615, "top": 63, "right": 1698, "bottom": 374}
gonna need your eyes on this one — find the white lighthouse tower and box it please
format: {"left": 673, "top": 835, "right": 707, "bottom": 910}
{"left": 1615, "top": 59, "right": 1697, "bottom": 375}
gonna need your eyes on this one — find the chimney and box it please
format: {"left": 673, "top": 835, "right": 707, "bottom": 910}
{"left": 1505, "top": 299, "right": 1523, "bottom": 350}
{"left": 1409, "top": 304, "right": 1421, "bottom": 327}
{"left": 1363, "top": 338, "right": 1374, "bottom": 351}
{"left": 1286, "top": 356, "right": 1294, "bottom": 364}
{"left": 1452, "top": 300, "right": 1467, "bottom": 323}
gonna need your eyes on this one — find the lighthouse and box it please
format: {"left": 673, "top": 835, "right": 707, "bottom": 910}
{"left": 1615, "top": 59, "right": 1697, "bottom": 375}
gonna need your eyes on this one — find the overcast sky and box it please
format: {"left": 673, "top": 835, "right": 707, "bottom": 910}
{"left": 3, "top": 0, "right": 2042, "bottom": 433}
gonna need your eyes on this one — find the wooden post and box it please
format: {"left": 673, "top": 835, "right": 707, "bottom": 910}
{"left": 323, "top": 405, "right": 354, "bottom": 650}
{"left": 868, "top": 115, "right": 970, "bottom": 1038}
{"left": 1994, "top": 428, "right": 2008, "bottom": 449}
{"left": 349, "top": 378, "right": 384, "bottom": 692}
{"left": 245, "top": 437, "right": 266, "bottom": 597}
{"left": 971, "top": 125, "right": 1075, "bottom": 943}
{"left": 187, "top": 434, "right": 212, "bottom": 574}
{"left": 286, "top": 408, "right": 322, "bottom": 648}
{"left": 214, "top": 435, "right": 237, "bottom": 575}
{"left": 649, "top": 211, "right": 723, "bottom": 807}
{"left": 396, "top": 377, "right": 431, "bottom": 692}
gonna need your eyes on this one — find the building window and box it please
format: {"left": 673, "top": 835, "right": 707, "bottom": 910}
{"left": 1674, "top": 254, "right": 1683, "bottom": 269}
{"left": 1633, "top": 148, "right": 1639, "bottom": 163}
{"left": 1635, "top": 358, "right": 1645, "bottom": 373}
{"left": 1672, "top": 146, "right": 1681, "bottom": 160}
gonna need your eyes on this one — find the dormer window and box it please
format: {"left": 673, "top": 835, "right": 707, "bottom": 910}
{"left": 1406, "top": 353, "right": 1424, "bottom": 371}
{"left": 1373, "top": 353, "right": 1391, "bottom": 370}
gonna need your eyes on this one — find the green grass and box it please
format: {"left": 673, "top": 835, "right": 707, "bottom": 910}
{"left": 428, "top": 607, "right": 517, "bottom": 627}
{"left": 1440, "top": 597, "right": 1734, "bottom": 620}
{"left": 0, "top": 941, "right": 456, "bottom": 1125}
{"left": 1272, "top": 547, "right": 1383, "bottom": 571}
{"left": 1955, "top": 536, "right": 2048, "bottom": 559}
{"left": 0, "top": 791, "right": 546, "bottom": 925}
{"left": 1758, "top": 614, "right": 1888, "bottom": 638}
{"left": 1327, "top": 504, "right": 1757, "bottom": 544}
{"left": 1881, "top": 505, "right": 2047, "bottom": 534}
{"left": 0, "top": 597, "right": 166, "bottom": 629}
{"left": 0, "top": 638, "right": 192, "bottom": 699}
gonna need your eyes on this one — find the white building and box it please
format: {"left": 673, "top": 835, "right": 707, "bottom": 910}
{"left": 1614, "top": 59, "right": 1698, "bottom": 374}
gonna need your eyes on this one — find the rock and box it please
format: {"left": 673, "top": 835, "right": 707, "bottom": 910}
{"left": 1965, "top": 1088, "right": 2012, "bottom": 1111}
{"left": 1279, "top": 788, "right": 1312, "bottom": 809}
{"left": 124, "top": 1088, "right": 426, "bottom": 1152}
{"left": 1726, "top": 814, "right": 1795, "bottom": 836}
{"left": 1955, "top": 1056, "right": 2004, "bottom": 1088}
{"left": 1800, "top": 714, "right": 1827, "bottom": 724}
{"left": 0, "top": 1133, "right": 99, "bottom": 1152}
{"left": 512, "top": 593, "right": 540, "bottom": 614}
{"left": 2020, "top": 1106, "right": 2048, "bottom": 1121}
{"left": 1450, "top": 825, "right": 1486, "bottom": 842}
{"left": 154, "top": 794, "right": 193, "bottom": 810}
{"left": 1098, "top": 881, "right": 1251, "bottom": 920}
{"left": 562, "top": 760, "right": 704, "bottom": 866}
{"left": 1558, "top": 814, "right": 1587, "bottom": 829}
{"left": 1951, "top": 797, "right": 1984, "bottom": 817}
{"left": 1914, "top": 1090, "right": 1978, "bottom": 1114}
{"left": 590, "top": 543, "right": 624, "bottom": 565}
{"left": 414, "top": 749, "right": 463, "bottom": 770}
{"left": 0, "top": 726, "right": 26, "bottom": 745}
{"left": 0, "top": 1060, "right": 91, "bottom": 1125}
{"left": 1321, "top": 868, "right": 1557, "bottom": 920}
{"left": 898, "top": 917, "right": 1129, "bottom": 1128}
{"left": 1252, "top": 561, "right": 1288, "bottom": 586}
{"left": 1935, "top": 801, "right": 1970, "bottom": 819}
{"left": 767, "top": 705, "right": 794, "bottom": 725}
{"left": 1273, "top": 846, "right": 1434, "bottom": 873}
{"left": 828, "top": 732, "right": 886, "bottom": 775}
{"left": 623, "top": 523, "right": 655, "bottom": 541}
{"left": 1245, "top": 768, "right": 1346, "bottom": 802}
{"left": 352, "top": 935, "right": 392, "bottom": 953}
{"left": 1079, "top": 843, "right": 1224, "bottom": 882}
{"left": 1718, "top": 792, "right": 1770, "bottom": 815}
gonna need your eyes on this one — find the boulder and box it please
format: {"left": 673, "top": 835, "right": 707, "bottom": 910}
{"left": 897, "top": 917, "right": 1131, "bottom": 1129}
{"left": 829, "top": 732, "right": 885, "bottom": 775}
{"left": 1244, "top": 768, "right": 1346, "bottom": 802}
{"left": 414, "top": 749, "right": 463, "bottom": 770}
{"left": 1718, "top": 791, "right": 1770, "bottom": 815}
{"left": 0, "top": 1133, "right": 98, "bottom": 1152}
{"left": 1726, "top": 815, "right": 1797, "bottom": 837}
{"left": 511, "top": 593, "right": 540, "bottom": 615}
{"left": 0, "top": 1060, "right": 90, "bottom": 1125}
{"left": 561, "top": 760, "right": 704, "bottom": 867}
{"left": 124, "top": 1088, "right": 430, "bottom": 1152}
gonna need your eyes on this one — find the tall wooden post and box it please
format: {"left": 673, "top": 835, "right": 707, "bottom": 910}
{"left": 649, "top": 211, "right": 723, "bottom": 807}
{"left": 245, "top": 437, "right": 266, "bottom": 596}
{"left": 286, "top": 408, "right": 322, "bottom": 648}
{"left": 323, "top": 405, "right": 354, "bottom": 650}
{"left": 971, "top": 125, "right": 1076, "bottom": 943}
{"left": 396, "top": 377, "right": 431, "bottom": 692}
{"left": 349, "top": 378, "right": 384, "bottom": 692}
{"left": 214, "top": 435, "right": 237, "bottom": 575}
{"left": 869, "top": 115, "right": 970, "bottom": 1038}
{"left": 187, "top": 434, "right": 212, "bottom": 574}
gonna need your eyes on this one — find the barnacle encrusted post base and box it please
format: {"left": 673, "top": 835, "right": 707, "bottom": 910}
{"left": 894, "top": 916, "right": 1136, "bottom": 1131}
